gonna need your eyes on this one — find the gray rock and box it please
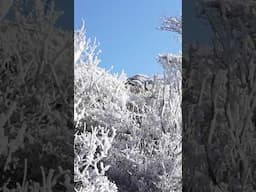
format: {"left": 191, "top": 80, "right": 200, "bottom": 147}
{"left": 126, "top": 74, "right": 154, "bottom": 91}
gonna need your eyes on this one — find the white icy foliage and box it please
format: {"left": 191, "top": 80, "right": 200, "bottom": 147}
{"left": 74, "top": 24, "right": 120, "bottom": 192}
{"left": 75, "top": 21, "right": 182, "bottom": 192}
{"left": 159, "top": 53, "right": 182, "bottom": 89}
{"left": 160, "top": 16, "right": 182, "bottom": 34}
{"left": 74, "top": 126, "right": 118, "bottom": 192}
{"left": 74, "top": 21, "right": 101, "bottom": 66}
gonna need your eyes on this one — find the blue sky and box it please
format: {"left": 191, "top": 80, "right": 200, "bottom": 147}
{"left": 75, "top": 0, "right": 181, "bottom": 76}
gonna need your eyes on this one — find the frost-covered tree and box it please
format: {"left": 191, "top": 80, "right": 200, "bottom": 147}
{"left": 154, "top": 15, "right": 182, "bottom": 192}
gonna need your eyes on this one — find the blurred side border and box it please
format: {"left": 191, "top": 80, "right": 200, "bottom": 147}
{"left": 0, "top": 0, "right": 74, "bottom": 191}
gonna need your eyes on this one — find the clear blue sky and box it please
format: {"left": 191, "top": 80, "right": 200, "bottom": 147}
{"left": 75, "top": 0, "right": 181, "bottom": 76}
